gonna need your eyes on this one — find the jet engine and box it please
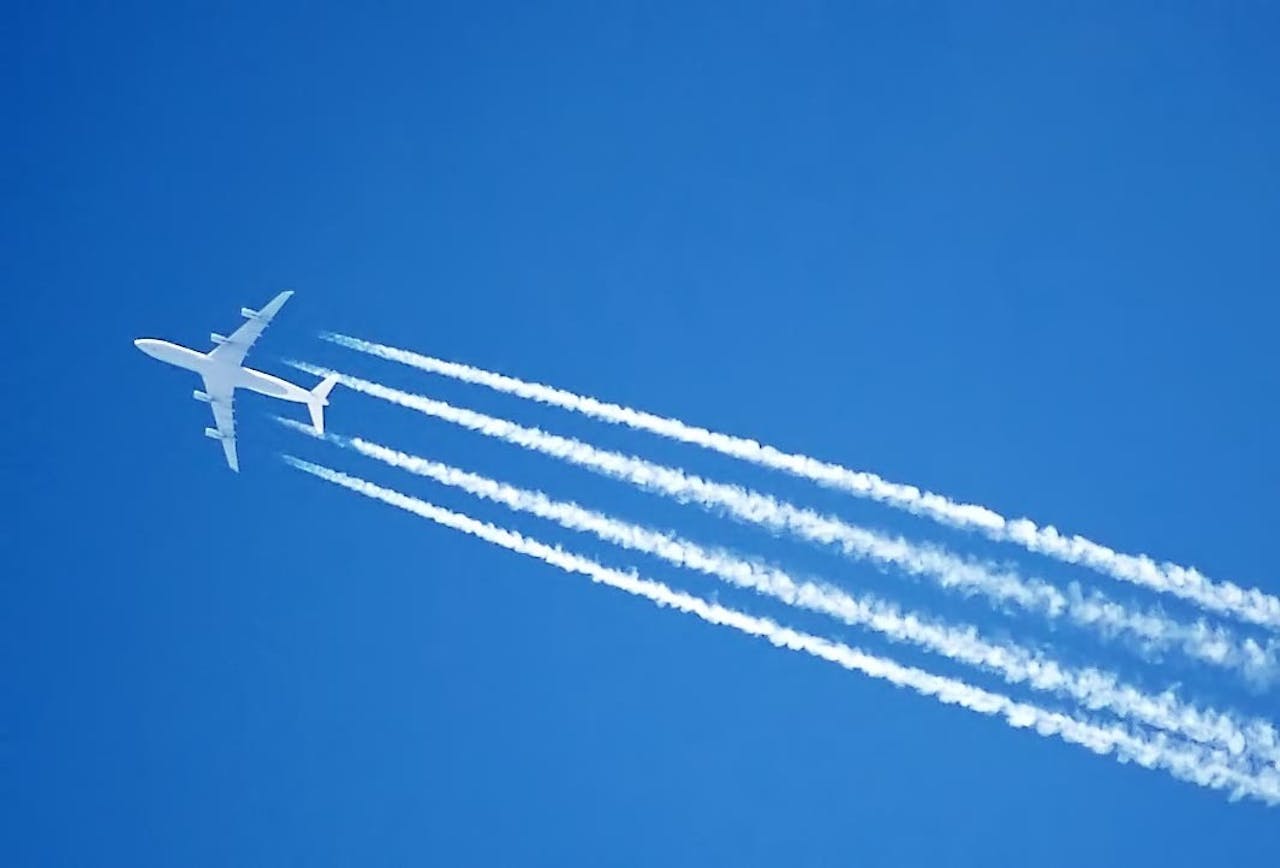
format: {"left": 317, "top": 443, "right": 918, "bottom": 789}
{"left": 210, "top": 332, "right": 229, "bottom": 345}
{"left": 204, "top": 427, "right": 226, "bottom": 440}
{"left": 240, "top": 307, "right": 260, "bottom": 319}
{"left": 193, "top": 390, "right": 211, "bottom": 403}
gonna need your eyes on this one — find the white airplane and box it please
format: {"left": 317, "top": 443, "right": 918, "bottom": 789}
{"left": 134, "top": 290, "right": 337, "bottom": 471}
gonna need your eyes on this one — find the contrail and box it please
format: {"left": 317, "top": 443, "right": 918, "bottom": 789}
{"left": 323, "top": 333, "right": 1280, "bottom": 632}
{"left": 278, "top": 417, "right": 1280, "bottom": 769}
{"left": 280, "top": 456, "right": 1280, "bottom": 805}
{"left": 287, "top": 363, "right": 1277, "bottom": 682}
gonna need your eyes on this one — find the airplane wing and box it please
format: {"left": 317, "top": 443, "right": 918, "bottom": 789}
{"left": 204, "top": 377, "right": 239, "bottom": 472}
{"left": 207, "top": 290, "right": 294, "bottom": 368}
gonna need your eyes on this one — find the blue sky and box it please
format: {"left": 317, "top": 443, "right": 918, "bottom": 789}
{"left": 6, "top": 2, "right": 1280, "bottom": 865}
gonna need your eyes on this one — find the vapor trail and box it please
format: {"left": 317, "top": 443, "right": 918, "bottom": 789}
{"left": 281, "top": 456, "right": 1280, "bottom": 804}
{"left": 289, "top": 363, "right": 1277, "bottom": 682}
{"left": 279, "top": 417, "right": 1280, "bottom": 769}
{"left": 323, "top": 333, "right": 1280, "bottom": 632}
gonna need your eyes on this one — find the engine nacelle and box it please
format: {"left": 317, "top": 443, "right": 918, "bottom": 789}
{"left": 204, "top": 427, "right": 226, "bottom": 440}
{"left": 240, "top": 307, "right": 260, "bottom": 319}
{"left": 193, "top": 390, "right": 211, "bottom": 403}
{"left": 210, "top": 332, "right": 229, "bottom": 345}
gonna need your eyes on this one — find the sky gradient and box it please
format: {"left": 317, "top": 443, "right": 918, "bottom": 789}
{"left": 7, "top": 3, "right": 1280, "bottom": 865}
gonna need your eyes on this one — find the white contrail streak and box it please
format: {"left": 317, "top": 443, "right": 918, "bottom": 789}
{"left": 288, "top": 364, "right": 1277, "bottom": 682}
{"left": 279, "top": 418, "right": 1280, "bottom": 769}
{"left": 323, "top": 333, "right": 1280, "bottom": 632}
{"left": 280, "top": 456, "right": 1280, "bottom": 804}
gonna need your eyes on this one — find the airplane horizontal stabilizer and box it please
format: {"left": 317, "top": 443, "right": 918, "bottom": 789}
{"left": 307, "top": 375, "right": 339, "bottom": 434}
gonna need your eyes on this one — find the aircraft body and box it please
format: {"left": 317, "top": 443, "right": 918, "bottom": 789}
{"left": 134, "top": 290, "right": 336, "bottom": 471}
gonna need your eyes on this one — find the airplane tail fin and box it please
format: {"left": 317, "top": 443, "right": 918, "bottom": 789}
{"left": 307, "top": 375, "right": 339, "bottom": 434}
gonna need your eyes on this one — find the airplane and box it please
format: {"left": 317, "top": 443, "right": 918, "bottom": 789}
{"left": 134, "top": 290, "right": 337, "bottom": 472}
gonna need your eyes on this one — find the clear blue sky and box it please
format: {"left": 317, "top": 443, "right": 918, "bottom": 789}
{"left": 6, "top": 2, "right": 1280, "bottom": 865}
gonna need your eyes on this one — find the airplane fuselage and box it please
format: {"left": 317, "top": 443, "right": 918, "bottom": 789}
{"left": 134, "top": 338, "right": 312, "bottom": 404}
